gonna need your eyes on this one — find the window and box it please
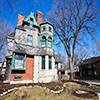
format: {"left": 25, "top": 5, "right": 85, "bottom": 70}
{"left": 48, "top": 37, "right": 52, "bottom": 48}
{"left": 42, "top": 27, "right": 45, "bottom": 31}
{"left": 27, "top": 35, "right": 33, "bottom": 46}
{"left": 42, "top": 56, "right": 45, "bottom": 69}
{"left": 15, "top": 54, "right": 24, "bottom": 69}
{"left": 49, "top": 27, "right": 52, "bottom": 32}
{"left": 49, "top": 56, "right": 52, "bottom": 69}
{"left": 42, "top": 36, "right": 46, "bottom": 47}
{"left": 14, "top": 76, "right": 22, "bottom": 80}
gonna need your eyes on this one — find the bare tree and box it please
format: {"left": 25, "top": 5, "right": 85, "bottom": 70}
{"left": 0, "top": 19, "right": 12, "bottom": 62}
{"left": 58, "top": 51, "right": 68, "bottom": 67}
{"left": 75, "top": 47, "right": 90, "bottom": 63}
{"left": 0, "top": 0, "right": 22, "bottom": 13}
{"left": 91, "top": 41, "right": 100, "bottom": 57}
{"left": 47, "top": 0, "right": 100, "bottom": 80}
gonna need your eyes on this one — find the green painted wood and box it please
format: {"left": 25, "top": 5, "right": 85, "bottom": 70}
{"left": 24, "top": 12, "right": 39, "bottom": 27}
{"left": 40, "top": 34, "right": 54, "bottom": 49}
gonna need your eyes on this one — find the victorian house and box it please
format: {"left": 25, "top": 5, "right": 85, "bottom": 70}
{"left": 5, "top": 11, "right": 60, "bottom": 84}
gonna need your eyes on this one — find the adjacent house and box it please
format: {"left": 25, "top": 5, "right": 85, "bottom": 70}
{"left": 79, "top": 56, "right": 100, "bottom": 79}
{"left": 4, "top": 11, "right": 60, "bottom": 84}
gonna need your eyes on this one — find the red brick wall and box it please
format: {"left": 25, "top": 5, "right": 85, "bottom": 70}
{"left": 37, "top": 11, "right": 42, "bottom": 26}
{"left": 17, "top": 14, "right": 24, "bottom": 26}
{"left": 11, "top": 57, "right": 34, "bottom": 81}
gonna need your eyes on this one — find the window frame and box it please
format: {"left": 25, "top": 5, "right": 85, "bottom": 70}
{"left": 27, "top": 34, "right": 33, "bottom": 46}
{"left": 48, "top": 36, "right": 52, "bottom": 48}
{"left": 49, "top": 56, "right": 52, "bottom": 70}
{"left": 49, "top": 26, "right": 52, "bottom": 32}
{"left": 42, "top": 56, "right": 45, "bottom": 70}
{"left": 11, "top": 53, "right": 26, "bottom": 70}
{"left": 41, "top": 36, "right": 46, "bottom": 47}
{"left": 42, "top": 27, "right": 46, "bottom": 31}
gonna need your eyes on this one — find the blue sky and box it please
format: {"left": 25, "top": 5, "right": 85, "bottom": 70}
{"left": 2, "top": 0, "right": 54, "bottom": 28}
{"left": 1, "top": 0, "right": 100, "bottom": 55}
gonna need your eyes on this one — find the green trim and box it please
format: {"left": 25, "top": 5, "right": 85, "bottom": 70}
{"left": 7, "top": 36, "right": 15, "bottom": 40}
{"left": 49, "top": 56, "right": 52, "bottom": 70}
{"left": 15, "top": 27, "right": 26, "bottom": 31}
{"left": 14, "top": 42, "right": 39, "bottom": 48}
{"left": 11, "top": 53, "right": 15, "bottom": 70}
{"left": 41, "top": 24, "right": 53, "bottom": 33}
{"left": 27, "top": 34, "right": 33, "bottom": 47}
{"left": 41, "top": 56, "right": 45, "bottom": 70}
{"left": 24, "top": 55, "right": 26, "bottom": 68}
{"left": 14, "top": 76, "right": 22, "bottom": 80}
{"left": 11, "top": 53, "right": 26, "bottom": 70}
{"left": 40, "top": 22, "right": 54, "bottom": 28}
{"left": 26, "top": 26, "right": 36, "bottom": 30}
{"left": 40, "top": 34, "right": 54, "bottom": 49}
{"left": 24, "top": 12, "right": 39, "bottom": 27}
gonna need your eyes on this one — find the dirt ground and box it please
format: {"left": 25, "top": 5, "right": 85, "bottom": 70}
{"left": 0, "top": 81, "right": 98, "bottom": 100}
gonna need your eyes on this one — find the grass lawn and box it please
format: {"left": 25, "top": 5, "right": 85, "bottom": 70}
{"left": 0, "top": 82, "right": 98, "bottom": 100}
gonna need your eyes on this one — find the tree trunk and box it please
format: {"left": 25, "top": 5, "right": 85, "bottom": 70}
{"left": 69, "top": 56, "right": 74, "bottom": 80}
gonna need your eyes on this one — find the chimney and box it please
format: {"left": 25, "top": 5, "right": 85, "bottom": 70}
{"left": 37, "top": 11, "right": 42, "bottom": 26}
{"left": 17, "top": 14, "right": 24, "bottom": 27}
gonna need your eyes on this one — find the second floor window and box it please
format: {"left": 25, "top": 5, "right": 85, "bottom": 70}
{"left": 27, "top": 35, "right": 33, "bottom": 46}
{"left": 48, "top": 37, "right": 52, "bottom": 48}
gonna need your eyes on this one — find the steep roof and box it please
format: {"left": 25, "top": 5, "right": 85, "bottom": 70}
{"left": 40, "top": 20, "right": 54, "bottom": 28}
{"left": 79, "top": 56, "right": 100, "bottom": 66}
{"left": 24, "top": 12, "right": 39, "bottom": 27}
{"left": 8, "top": 32, "right": 15, "bottom": 37}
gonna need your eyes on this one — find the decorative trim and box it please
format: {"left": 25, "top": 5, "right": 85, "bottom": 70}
{"left": 14, "top": 42, "right": 39, "bottom": 48}
{"left": 15, "top": 27, "right": 26, "bottom": 31}
{"left": 7, "top": 36, "right": 15, "bottom": 40}
{"left": 11, "top": 53, "right": 26, "bottom": 70}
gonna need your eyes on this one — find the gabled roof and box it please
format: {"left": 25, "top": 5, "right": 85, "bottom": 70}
{"left": 79, "top": 56, "right": 100, "bottom": 66}
{"left": 24, "top": 12, "right": 39, "bottom": 27}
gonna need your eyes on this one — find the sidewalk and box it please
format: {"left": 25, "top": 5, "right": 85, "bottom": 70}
{"left": 74, "top": 79, "right": 100, "bottom": 86}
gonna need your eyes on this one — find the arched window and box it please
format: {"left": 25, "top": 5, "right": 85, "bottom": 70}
{"left": 48, "top": 37, "right": 52, "bottom": 48}
{"left": 42, "top": 36, "right": 46, "bottom": 47}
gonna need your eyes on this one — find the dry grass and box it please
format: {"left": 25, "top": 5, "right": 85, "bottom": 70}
{"left": 0, "top": 82, "right": 98, "bottom": 100}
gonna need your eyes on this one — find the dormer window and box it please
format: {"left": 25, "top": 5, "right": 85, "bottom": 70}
{"left": 49, "top": 27, "right": 52, "bottom": 32}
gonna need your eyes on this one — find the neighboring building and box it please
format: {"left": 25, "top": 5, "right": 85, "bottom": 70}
{"left": 79, "top": 56, "right": 100, "bottom": 79}
{"left": 4, "top": 11, "right": 60, "bottom": 84}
